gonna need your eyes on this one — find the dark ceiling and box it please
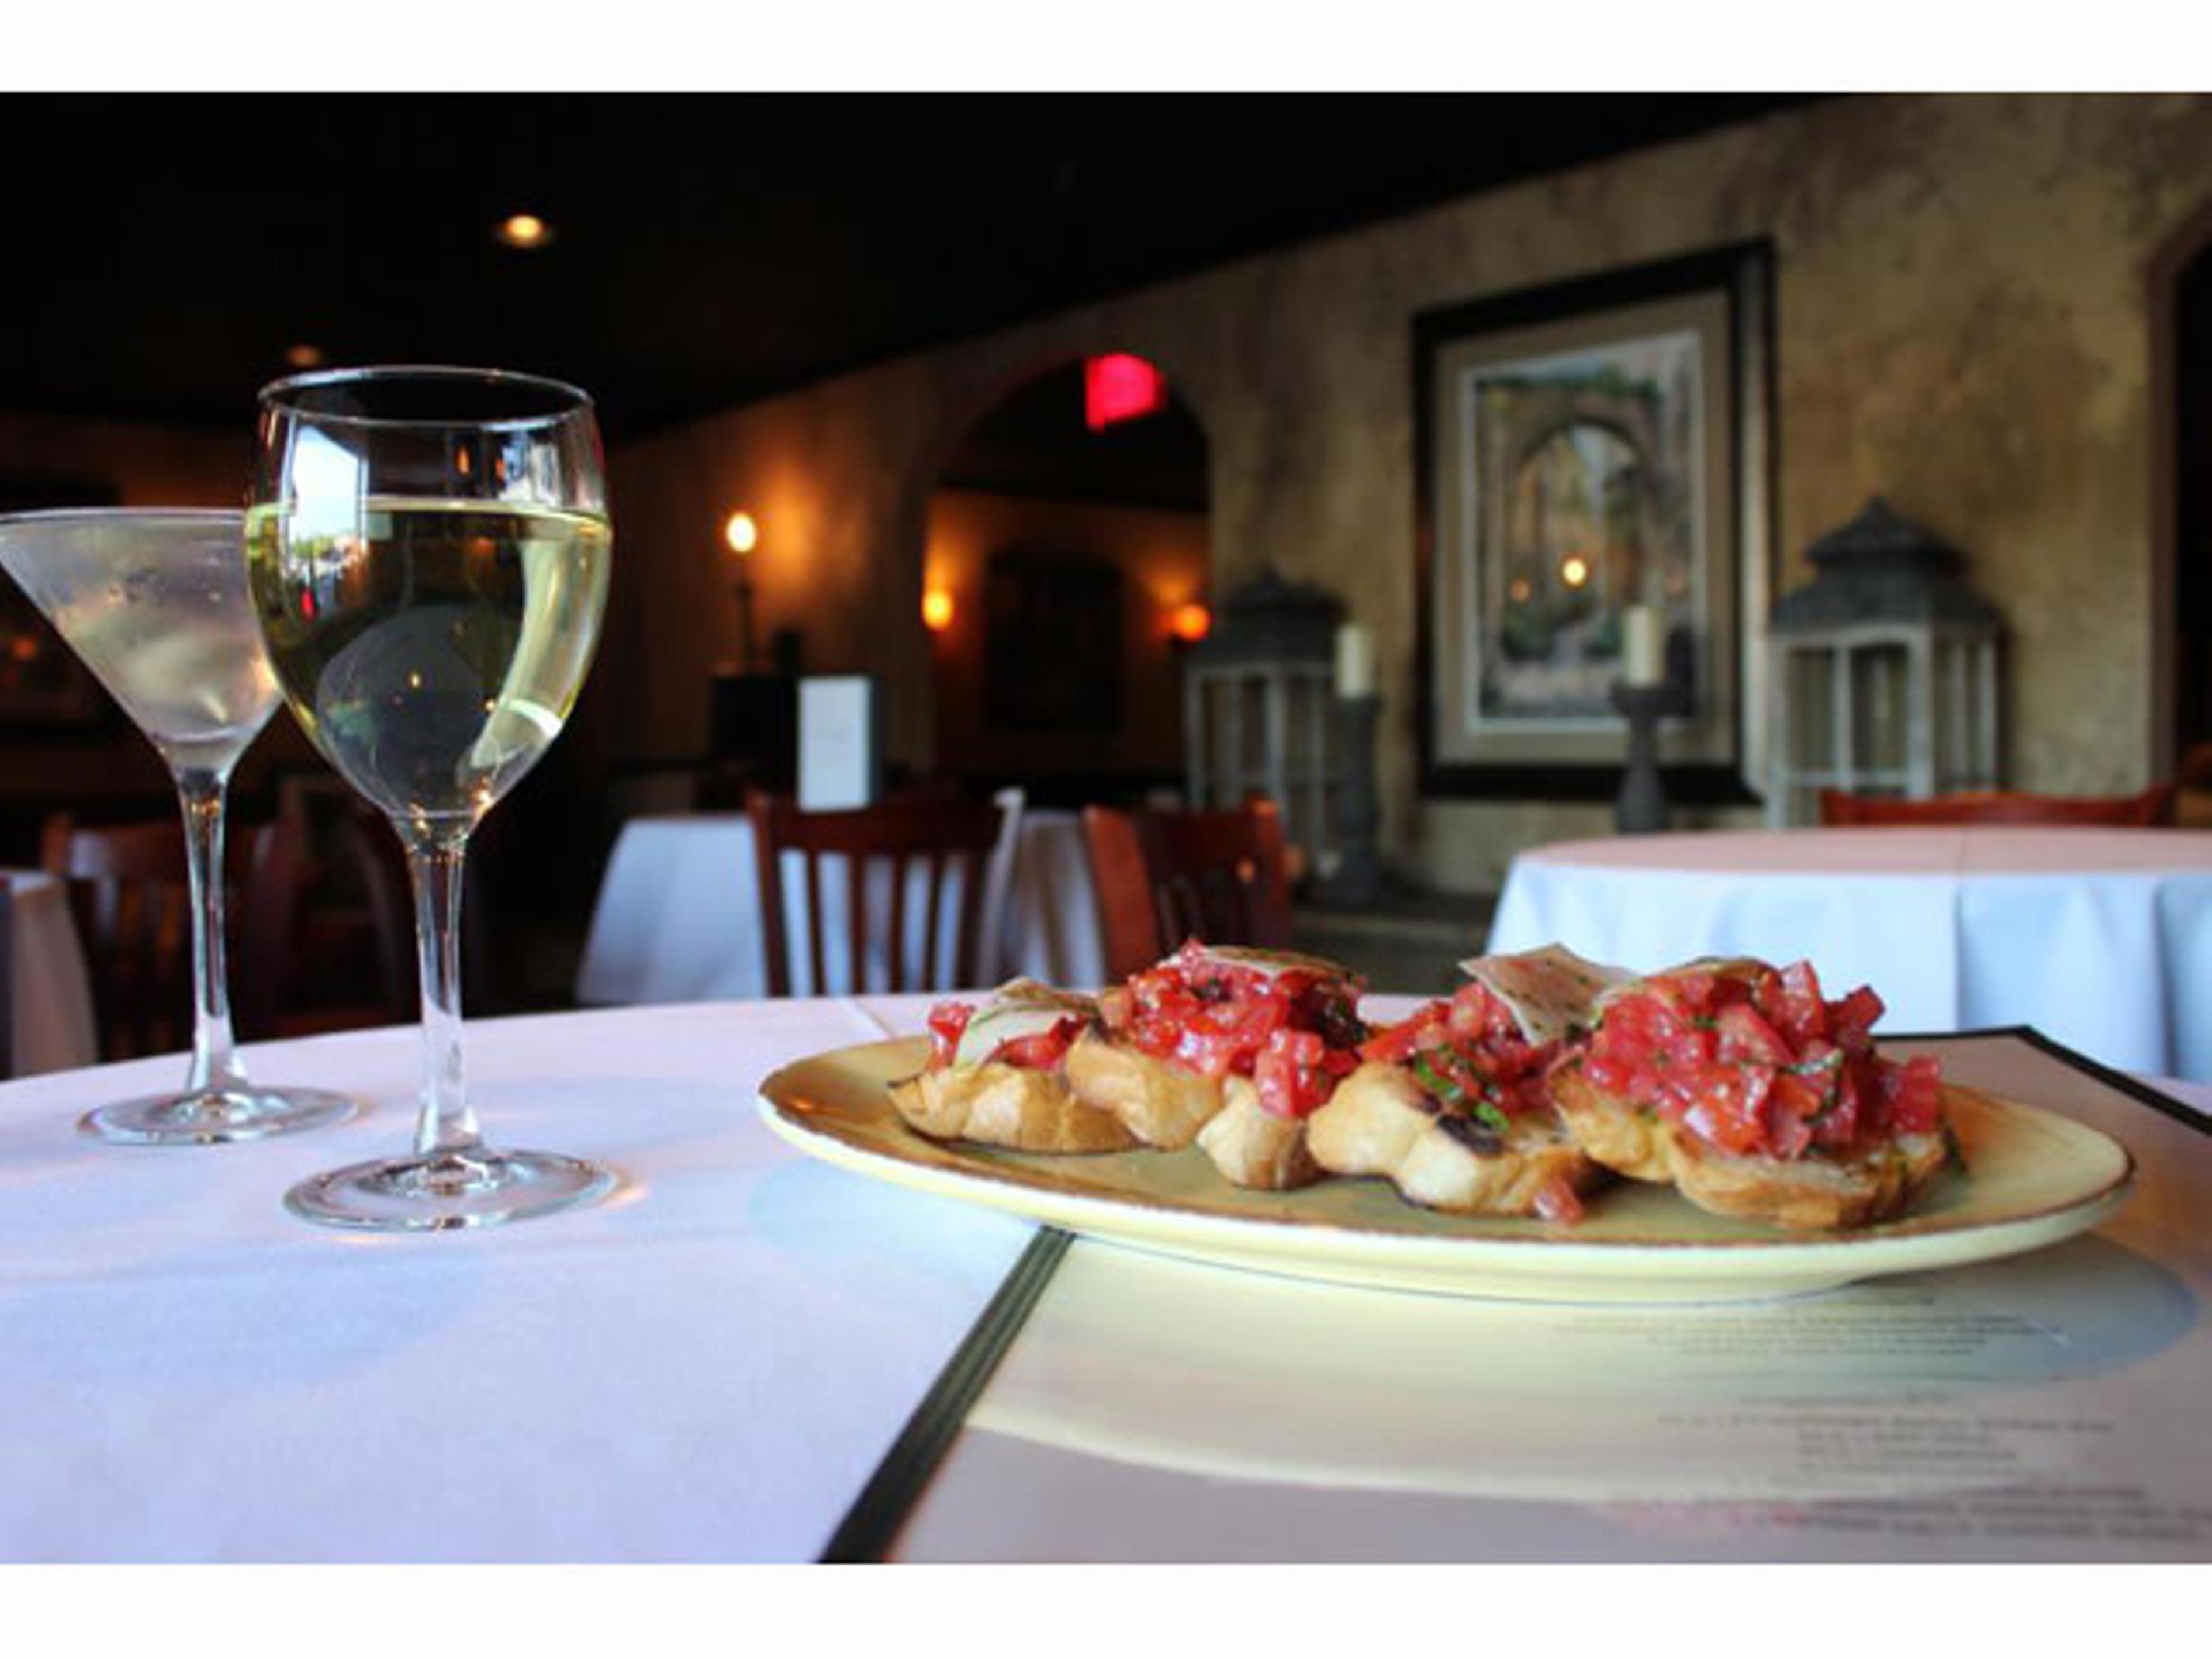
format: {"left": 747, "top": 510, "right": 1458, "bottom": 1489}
{"left": 0, "top": 93, "right": 1820, "bottom": 441}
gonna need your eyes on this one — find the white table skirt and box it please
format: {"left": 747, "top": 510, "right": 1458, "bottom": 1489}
{"left": 575, "top": 809, "right": 1108, "bottom": 1004}
{"left": 0, "top": 996, "right": 1033, "bottom": 1562}
{"left": 1487, "top": 827, "right": 2212, "bottom": 1080}
{"left": 4, "top": 870, "right": 99, "bottom": 1077}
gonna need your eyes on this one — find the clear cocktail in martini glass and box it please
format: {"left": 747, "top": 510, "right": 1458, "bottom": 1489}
{"left": 0, "top": 508, "right": 358, "bottom": 1143}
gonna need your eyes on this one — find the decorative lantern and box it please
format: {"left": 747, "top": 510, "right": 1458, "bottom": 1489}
{"left": 1767, "top": 497, "right": 2003, "bottom": 825}
{"left": 1183, "top": 568, "right": 1344, "bottom": 869}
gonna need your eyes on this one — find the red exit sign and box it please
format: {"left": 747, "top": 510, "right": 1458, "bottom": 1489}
{"left": 1084, "top": 353, "right": 1168, "bottom": 430}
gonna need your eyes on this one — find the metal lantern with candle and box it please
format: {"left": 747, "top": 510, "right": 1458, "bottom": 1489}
{"left": 1181, "top": 568, "right": 1346, "bottom": 878}
{"left": 1766, "top": 497, "right": 2003, "bottom": 825}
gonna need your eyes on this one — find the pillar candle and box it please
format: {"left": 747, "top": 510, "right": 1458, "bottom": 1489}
{"left": 1334, "top": 622, "right": 1376, "bottom": 698}
{"left": 1621, "top": 604, "right": 1665, "bottom": 687}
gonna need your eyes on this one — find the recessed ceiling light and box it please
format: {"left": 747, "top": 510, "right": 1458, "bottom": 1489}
{"left": 495, "top": 213, "right": 554, "bottom": 249}
{"left": 285, "top": 343, "right": 326, "bottom": 370}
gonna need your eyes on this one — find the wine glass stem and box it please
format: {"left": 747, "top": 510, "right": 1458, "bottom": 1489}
{"left": 176, "top": 770, "right": 248, "bottom": 1097}
{"left": 406, "top": 828, "right": 481, "bottom": 1160}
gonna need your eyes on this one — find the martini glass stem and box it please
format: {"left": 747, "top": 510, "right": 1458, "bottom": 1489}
{"left": 406, "top": 827, "right": 482, "bottom": 1160}
{"left": 177, "top": 770, "right": 249, "bottom": 1097}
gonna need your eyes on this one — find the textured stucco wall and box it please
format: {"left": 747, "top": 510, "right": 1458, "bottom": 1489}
{"left": 601, "top": 93, "right": 2212, "bottom": 892}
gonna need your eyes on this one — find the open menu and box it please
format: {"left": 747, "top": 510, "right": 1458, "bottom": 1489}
{"left": 895, "top": 1033, "right": 2212, "bottom": 1560}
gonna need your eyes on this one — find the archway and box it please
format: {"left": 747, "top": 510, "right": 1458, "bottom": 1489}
{"left": 2172, "top": 240, "right": 2212, "bottom": 764}
{"left": 2152, "top": 200, "right": 2212, "bottom": 773}
{"left": 918, "top": 355, "right": 1210, "bottom": 804}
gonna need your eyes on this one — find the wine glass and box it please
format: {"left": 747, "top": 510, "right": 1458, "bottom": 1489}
{"left": 247, "top": 366, "right": 614, "bottom": 1230}
{"left": 0, "top": 509, "right": 359, "bottom": 1143}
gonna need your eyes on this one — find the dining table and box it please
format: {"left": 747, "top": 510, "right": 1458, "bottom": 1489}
{"left": 1486, "top": 826, "right": 2212, "bottom": 1082}
{"left": 574, "top": 808, "right": 1108, "bottom": 1005}
{"left": 5, "top": 991, "right": 2209, "bottom": 1563}
{"left": 2, "top": 869, "right": 100, "bottom": 1077}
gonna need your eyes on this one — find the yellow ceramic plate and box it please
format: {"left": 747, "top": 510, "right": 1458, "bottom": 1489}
{"left": 756, "top": 1038, "right": 2135, "bottom": 1303}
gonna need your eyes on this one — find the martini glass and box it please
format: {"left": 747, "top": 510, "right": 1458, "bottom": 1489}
{"left": 0, "top": 509, "right": 359, "bottom": 1143}
{"left": 248, "top": 366, "right": 615, "bottom": 1231}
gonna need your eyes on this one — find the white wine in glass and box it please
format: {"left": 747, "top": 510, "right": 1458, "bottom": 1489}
{"left": 0, "top": 509, "right": 359, "bottom": 1143}
{"left": 248, "top": 368, "right": 615, "bottom": 1230}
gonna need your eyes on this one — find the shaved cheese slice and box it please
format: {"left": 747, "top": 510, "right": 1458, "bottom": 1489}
{"left": 1459, "top": 945, "right": 1635, "bottom": 1045}
{"left": 1183, "top": 942, "right": 1357, "bottom": 983}
{"left": 952, "top": 979, "right": 1097, "bottom": 1068}
{"left": 1590, "top": 956, "right": 1770, "bottom": 1016}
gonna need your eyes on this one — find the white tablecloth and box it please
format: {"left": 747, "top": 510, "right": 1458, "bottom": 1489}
{"left": 575, "top": 809, "right": 1108, "bottom": 1004}
{"left": 1488, "top": 827, "right": 2212, "bottom": 1080}
{"left": 4, "top": 870, "right": 99, "bottom": 1077}
{"left": 0, "top": 997, "right": 1033, "bottom": 1562}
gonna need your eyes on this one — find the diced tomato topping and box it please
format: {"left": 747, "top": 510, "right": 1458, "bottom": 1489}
{"left": 1584, "top": 959, "right": 1942, "bottom": 1161}
{"left": 925, "top": 1001, "right": 974, "bottom": 1071}
{"left": 1358, "top": 982, "right": 1557, "bottom": 1119}
{"left": 1097, "top": 939, "right": 1366, "bottom": 1118}
{"left": 990, "top": 1018, "right": 1086, "bottom": 1072}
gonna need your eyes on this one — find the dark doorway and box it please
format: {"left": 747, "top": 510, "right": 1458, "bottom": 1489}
{"left": 923, "top": 358, "right": 1209, "bottom": 807}
{"left": 2177, "top": 241, "right": 2212, "bottom": 762}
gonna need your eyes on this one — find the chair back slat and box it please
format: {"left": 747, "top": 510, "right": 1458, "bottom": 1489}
{"left": 1819, "top": 786, "right": 2173, "bottom": 828}
{"left": 1080, "top": 798, "right": 1293, "bottom": 983}
{"left": 887, "top": 850, "right": 911, "bottom": 994}
{"left": 41, "top": 814, "right": 200, "bottom": 1062}
{"left": 746, "top": 792, "right": 1006, "bottom": 998}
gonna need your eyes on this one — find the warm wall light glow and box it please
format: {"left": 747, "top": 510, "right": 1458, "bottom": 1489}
{"left": 284, "top": 343, "right": 325, "bottom": 370}
{"left": 1169, "top": 601, "right": 1212, "bottom": 644}
{"left": 922, "top": 588, "right": 956, "bottom": 632}
{"left": 1084, "top": 353, "right": 1168, "bottom": 430}
{"left": 495, "top": 213, "right": 553, "bottom": 249}
{"left": 724, "top": 512, "right": 759, "bottom": 556}
{"left": 1560, "top": 555, "right": 1592, "bottom": 588}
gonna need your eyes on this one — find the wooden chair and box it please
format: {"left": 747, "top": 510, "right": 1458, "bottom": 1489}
{"left": 1817, "top": 786, "right": 2175, "bottom": 828}
{"left": 41, "top": 815, "right": 198, "bottom": 1062}
{"left": 1081, "top": 798, "right": 1293, "bottom": 983}
{"left": 233, "top": 796, "right": 416, "bottom": 1041}
{"left": 746, "top": 791, "right": 1007, "bottom": 997}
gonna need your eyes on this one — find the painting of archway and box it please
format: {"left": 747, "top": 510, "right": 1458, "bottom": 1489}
{"left": 1416, "top": 241, "right": 1772, "bottom": 801}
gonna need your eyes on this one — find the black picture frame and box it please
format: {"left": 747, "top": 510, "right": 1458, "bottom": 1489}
{"left": 1413, "top": 240, "right": 1775, "bottom": 804}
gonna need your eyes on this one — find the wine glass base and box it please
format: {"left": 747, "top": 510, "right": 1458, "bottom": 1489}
{"left": 79, "top": 1086, "right": 360, "bottom": 1146}
{"left": 285, "top": 1145, "right": 616, "bottom": 1233}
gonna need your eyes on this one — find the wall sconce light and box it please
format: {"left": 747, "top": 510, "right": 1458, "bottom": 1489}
{"left": 1169, "top": 601, "right": 1212, "bottom": 645}
{"left": 494, "top": 212, "right": 555, "bottom": 249}
{"left": 922, "top": 587, "right": 956, "bottom": 633}
{"left": 724, "top": 510, "right": 760, "bottom": 671}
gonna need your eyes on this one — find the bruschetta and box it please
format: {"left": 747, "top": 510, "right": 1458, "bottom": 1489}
{"left": 1305, "top": 945, "right": 1624, "bottom": 1222}
{"left": 1064, "top": 941, "right": 1366, "bottom": 1190}
{"left": 891, "top": 980, "right": 1138, "bottom": 1153}
{"left": 1550, "top": 956, "right": 1955, "bottom": 1230}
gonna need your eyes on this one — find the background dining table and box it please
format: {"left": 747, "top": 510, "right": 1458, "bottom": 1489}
{"left": 5, "top": 993, "right": 2208, "bottom": 1563}
{"left": 574, "top": 809, "right": 1108, "bottom": 1006}
{"left": 2, "top": 869, "right": 100, "bottom": 1077}
{"left": 1486, "top": 826, "right": 2212, "bottom": 1081}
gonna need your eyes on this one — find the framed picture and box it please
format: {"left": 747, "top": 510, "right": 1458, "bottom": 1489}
{"left": 0, "top": 478, "right": 118, "bottom": 729}
{"left": 1414, "top": 241, "right": 1774, "bottom": 801}
{"left": 984, "top": 551, "right": 1123, "bottom": 734}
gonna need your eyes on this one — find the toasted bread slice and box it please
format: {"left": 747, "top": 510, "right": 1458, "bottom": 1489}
{"left": 1063, "top": 1029, "right": 1225, "bottom": 1149}
{"left": 1195, "top": 1077, "right": 1323, "bottom": 1191}
{"left": 889, "top": 1062, "right": 1138, "bottom": 1153}
{"left": 1550, "top": 1058, "right": 1950, "bottom": 1231}
{"left": 1306, "top": 1060, "right": 1602, "bottom": 1218}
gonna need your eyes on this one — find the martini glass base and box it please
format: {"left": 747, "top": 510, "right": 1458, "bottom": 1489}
{"left": 285, "top": 1145, "right": 615, "bottom": 1233}
{"left": 80, "top": 1086, "right": 360, "bottom": 1146}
